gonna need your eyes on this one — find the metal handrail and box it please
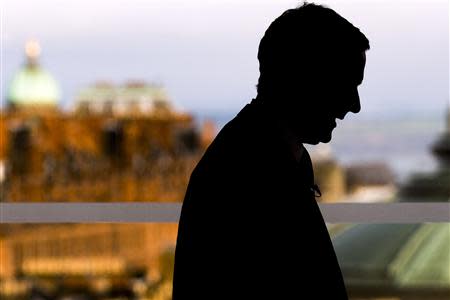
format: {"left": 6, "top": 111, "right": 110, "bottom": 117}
{"left": 1, "top": 202, "right": 449, "bottom": 223}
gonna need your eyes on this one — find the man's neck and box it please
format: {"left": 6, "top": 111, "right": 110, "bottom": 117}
{"left": 253, "top": 94, "right": 314, "bottom": 144}
{"left": 250, "top": 98, "right": 305, "bottom": 163}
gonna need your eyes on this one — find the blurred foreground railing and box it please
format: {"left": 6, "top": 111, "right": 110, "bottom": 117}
{"left": 1, "top": 202, "right": 449, "bottom": 223}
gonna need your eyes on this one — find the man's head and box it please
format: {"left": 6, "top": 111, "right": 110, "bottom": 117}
{"left": 256, "top": 3, "right": 370, "bottom": 144}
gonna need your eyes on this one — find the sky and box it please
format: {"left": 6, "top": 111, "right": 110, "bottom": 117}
{"left": 1, "top": 0, "right": 449, "bottom": 118}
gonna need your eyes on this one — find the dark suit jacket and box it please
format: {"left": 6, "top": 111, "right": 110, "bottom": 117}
{"left": 172, "top": 101, "right": 348, "bottom": 299}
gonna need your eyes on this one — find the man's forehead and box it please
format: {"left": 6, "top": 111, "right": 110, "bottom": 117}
{"left": 295, "top": 49, "right": 367, "bottom": 84}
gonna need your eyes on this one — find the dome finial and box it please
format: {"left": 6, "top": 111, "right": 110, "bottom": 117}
{"left": 25, "top": 39, "right": 41, "bottom": 65}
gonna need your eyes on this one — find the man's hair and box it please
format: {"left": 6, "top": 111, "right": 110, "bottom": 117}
{"left": 257, "top": 2, "right": 370, "bottom": 96}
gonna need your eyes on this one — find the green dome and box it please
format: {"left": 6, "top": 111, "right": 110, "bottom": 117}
{"left": 7, "top": 65, "right": 60, "bottom": 107}
{"left": 333, "top": 223, "right": 450, "bottom": 295}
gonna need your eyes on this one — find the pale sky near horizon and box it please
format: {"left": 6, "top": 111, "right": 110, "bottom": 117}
{"left": 2, "top": 0, "right": 449, "bottom": 117}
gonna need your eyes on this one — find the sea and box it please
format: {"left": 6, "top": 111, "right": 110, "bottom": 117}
{"left": 194, "top": 110, "right": 446, "bottom": 185}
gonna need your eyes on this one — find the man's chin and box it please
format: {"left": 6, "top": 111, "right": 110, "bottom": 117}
{"left": 306, "top": 135, "right": 332, "bottom": 145}
{"left": 304, "top": 134, "right": 331, "bottom": 145}
{"left": 320, "top": 134, "right": 332, "bottom": 143}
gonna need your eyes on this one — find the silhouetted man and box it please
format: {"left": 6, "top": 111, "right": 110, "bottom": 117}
{"left": 173, "top": 3, "right": 369, "bottom": 299}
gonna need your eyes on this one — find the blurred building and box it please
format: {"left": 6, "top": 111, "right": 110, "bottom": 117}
{"left": 344, "top": 162, "right": 397, "bottom": 202}
{"left": 332, "top": 109, "right": 450, "bottom": 300}
{"left": 333, "top": 223, "right": 449, "bottom": 300}
{"left": 310, "top": 144, "right": 396, "bottom": 203}
{"left": 0, "top": 41, "right": 212, "bottom": 202}
{"left": 0, "top": 224, "right": 178, "bottom": 299}
{"left": 398, "top": 109, "right": 450, "bottom": 201}
{"left": 0, "top": 40, "right": 209, "bottom": 300}
{"left": 74, "top": 81, "right": 172, "bottom": 117}
{"left": 7, "top": 40, "right": 60, "bottom": 113}
{"left": 310, "top": 144, "right": 347, "bottom": 202}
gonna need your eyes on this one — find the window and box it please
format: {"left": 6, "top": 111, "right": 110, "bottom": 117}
{"left": 1, "top": 1, "right": 449, "bottom": 299}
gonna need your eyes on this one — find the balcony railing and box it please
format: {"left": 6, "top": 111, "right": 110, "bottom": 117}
{"left": 1, "top": 202, "right": 449, "bottom": 223}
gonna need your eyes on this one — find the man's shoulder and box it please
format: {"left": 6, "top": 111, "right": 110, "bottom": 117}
{"left": 205, "top": 105, "right": 262, "bottom": 151}
{"left": 194, "top": 114, "right": 254, "bottom": 169}
{"left": 194, "top": 103, "right": 295, "bottom": 176}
